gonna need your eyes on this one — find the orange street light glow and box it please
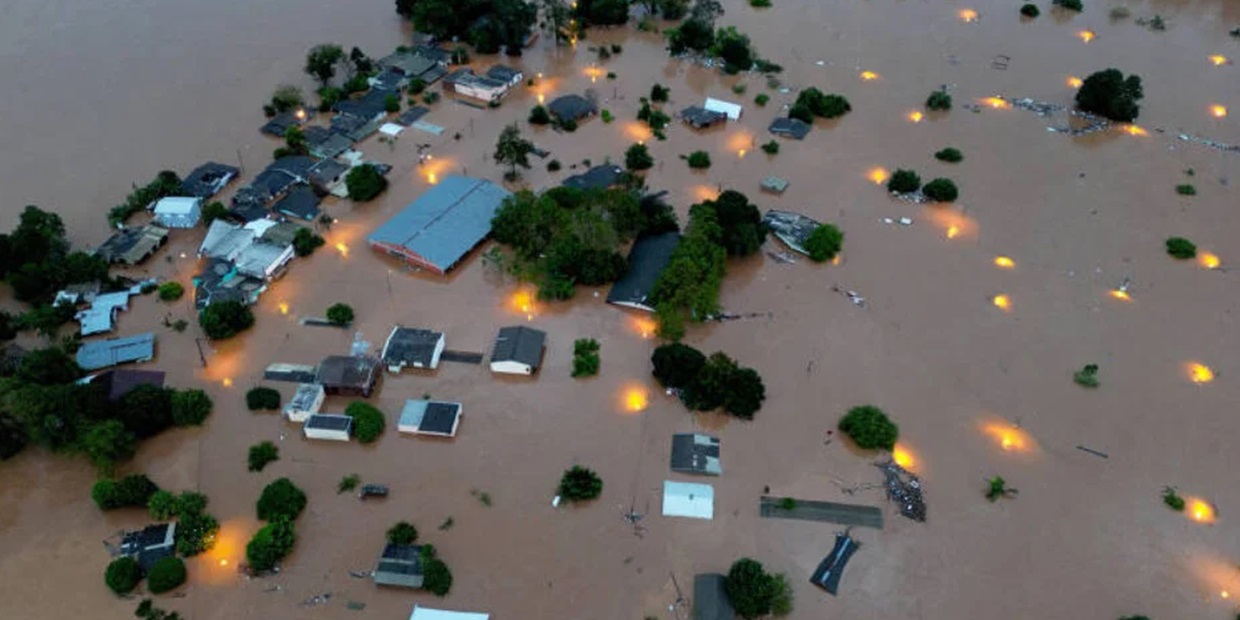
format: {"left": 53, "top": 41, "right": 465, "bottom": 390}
{"left": 630, "top": 316, "right": 657, "bottom": 339}
{"left": 1188, "top": 499, "right": 1216, "bottom": 523}
{"left": 623, "top": 386, "right": 649, "bottom": 412}
{"left": 982, "top": 422, "right": 1032, "bottom": 452}
{"left": 1108, "top": 289, "right": 1132, "bottom": 302}
{"left": 537, "top": 93, "right": 545, "bottom": 104}
{"left": 737, "top": 148, "right": 747, "bottom": 158}
{"left": 868, "top": 167, "right": 889, "bottom": 184}
{"left": 1078, "top": 30, "right": 1095, "bottom": 43}
{"left": 992, "top": 294, "right": 1011, "bottom": 311}
{"left": 1210, "top": 55, "right": 1228, "bottom": 66}
{"left": 860, "top": 71, "right": 879, "bottom": 81}
{"left": 981, "top": 97, "right": 1011, "bottom": 109}
{"left": 294, "top": 109, "right": 307, "bottom": 120}
{"left": 427, "top": 172, "right": 438, "bottom": 184}
{"left": 1211, "top": 105, "right": 1228, "bottom": 118}
{"left": 1122, "top": 125, "right": 1149, "bottom": 137}
{"left": 1198, "top": 252, "right": 1220, "bottom": 269}
{"left": 907, "top": 111, "right": 924, "bottom": 123}
{"left": 278, "top": 302, "right": 289, "bottom": 315}
{"left": 1187, "top": 362, "right": 1215, "bottom": 384}
{"left": 994, "top": 256, "right": 1015, "bottom": 269}
{"left": 959, "top": 9, "right": 978, "bottom": 22}
{"left": 892, "top": 443, "right": 916, "bottom": 471}
{"left": 831, "top": 254, "right": 842, "bottom": 266}
{"left": 1067, "top": 76, "right": 1083, "bottom": 88}
{"left": 222, "top": 378, "right": 233, "bottom": 387}
{"left": 946, "top": 226, "right": 960, "bottom": 239}
{"left": 335, "top": 242, "right": 348, "bottom": 257}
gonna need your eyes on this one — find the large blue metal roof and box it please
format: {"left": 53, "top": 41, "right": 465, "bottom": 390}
{"left": 367, "top": 176, "right": 511, "bottom": 272}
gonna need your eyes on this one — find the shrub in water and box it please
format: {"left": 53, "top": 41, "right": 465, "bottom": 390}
{"left": 760, "top": 140, "right": 779, "bottom": 155}
{"left": 934, "top": 147, "right": 963, "bottom": 163}
{"left": 925, "top": 89, "right": 952, "bottom": 111}
{"left": 887, "top": 169, "right": 921, "bottom": 194}
{"left": 922, "top": 178, "right": 959, "bottom": 202}
{"left": 1020, "top": 3, "right": 1040, "bottom": 18}
{"left": 1162, "top": 487, "right": 1185, "bottom": 511}
{"left": 558, "top": 465, "right": 603, "bottom": 501}
{"left": 685, "top": 151, "right": 711, "bottom": 169}
{"left": 345, "top": 401, "right": 385, "bottom": 444}
{"left": 1073, "top": 364, "right": 1100, "bottom": 388}
{"left": 838, "top": 405, "right": 898, "bottom": 450}
{"left": 1175, "top": 184, "right": 1196, "bottom": 196}
{"left": 246, "top": 387, "right": 281, "bottom": 411}
{"left": 105, "top": 556, "right": 142, "bottom": 595}
{"left": 146, "top": 556, "right": 187, "bottom": 594}
{"left": 1053, "top": 0, "right": 1082, "bottom": 12}
{"left": 803, "top": 224, "right": 843, "bottom": 263}
{"left": 1165, "top": 237, "right": 1197, "bottom": 259}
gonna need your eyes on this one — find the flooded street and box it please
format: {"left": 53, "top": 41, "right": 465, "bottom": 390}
{"left": 2, "top": 0, "right": 1240, "bottom": 618}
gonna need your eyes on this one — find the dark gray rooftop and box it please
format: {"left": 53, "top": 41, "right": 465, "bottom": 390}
{"left": 693, "top": 574, "right": 735, "bottom": 620}
{"left": 769, "top": 117, "right": 812, "bottom": 140}
{"left": 491, "top": 326, "right": 546, "bottom": 368}
{"left": 334, "top": 90, "right": 389, "bottom": 120}
{"left": 373, "top": 543, "right": 424, "bottom": 588}
{"left": 260, "top": 112, "right": 305, "bottom": 138}
{"left": 308, "top": 159, "right": 350, "bottom": 190}
{"left": 810, "top": 533, "right": 860, "bottom": 595}
{"left": 397, "top": 106, "right": 431, "bottom": 127}
{"left": 316, "top": 355, "right": 379, "bottom": 391}
{"left": 485, "top": 65, "right": 522, "bottom": 83}
{"left": 305, "top": 413, "right": 353, "bottom": 432}
{"left": 273, "top": 184, "right": 321, "bottom": 221}
{"left": 548, "top": 94, "right": 596, "bottom": 122}
{"left": 382, "top": 327, "right": 444, "bottom": 367}
{"left": 562, "top": 165, "right": 623, "bottom": 191}
{"left": 670, "top": 433, "right": 722, "bottom": 476}
{"left": 181, "top": 162, "right": 239, "bottom": 198}
{"left": 606, "top": 232, "right": 681, "bottom": 311}
{"left": 366, "top": 176, "right": 511, "bottom": 273}
{"left": 90, "top": 369, "right": 166, "bottom": 402}
{"left": 421, "top": 402, "right": 460, "bottom": 434}
{"left": 680, "top": 106, "right": 727, "bottom": 128}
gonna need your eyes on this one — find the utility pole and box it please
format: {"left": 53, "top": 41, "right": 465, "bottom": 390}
{"left": 193, "top": 337, "right": 207, "bottom": 368}
{"left": 236, "top": 148, "right": 246, "bottom": 174}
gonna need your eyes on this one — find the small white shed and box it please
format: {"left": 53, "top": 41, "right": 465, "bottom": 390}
{"left": 283, "top": 383, "right": 325, "bottom": 423}
{"left": 704, "top": 97, "right": 743, "bottom": 121}
{"left": 304, "top": 413, "right": 352, "bottom": 441}
{"left": 152, "top": 197, "right": 203, "bottom": 228}
{"left": 662, "top": 480, "right": 715, "bottom": 520}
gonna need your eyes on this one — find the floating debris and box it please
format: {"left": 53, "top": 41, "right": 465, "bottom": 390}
{"left": 1177, "top": 133, "right": 1240, "bottom": 153}
{"left": 876, "top": 460, "right": 926, "bottom": 522}
{"left": 300, "top": 593, "right": 332, "bottom": 607}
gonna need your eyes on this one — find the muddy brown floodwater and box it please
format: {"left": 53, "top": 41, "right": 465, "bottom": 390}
{"left": 3, "top": 0, "right": 1240, "bottom": 618}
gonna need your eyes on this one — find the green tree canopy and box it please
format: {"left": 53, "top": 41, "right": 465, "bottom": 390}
{"left": 346, "top": 164, "right": 389, "bottom": 202}
{"left": 305, "top": 44, "right": 345, "bottom": 86}
{"left": 345, "top": 401, "right": 385, "bottom": 443}
{"left": 387, "top": 521, "right": 419, "bottom": 545}
{"left": 1075, "top": 68, "right": 1144, "bottom": 122}
{"left": 804, "top": 224, "right": 843, "bottom": 262}
{"left": 494, "top": 124, "right": 534, "bottom": 181}
{"left": 245, "top": 517, "right": 296, "bottom": 571}
{"left": 326, "top": 303, "right": 354, "bottom": 326}
{"left": 248, "top": 441, "right": 280, "bottom": 472}
{"left": 105, "top": 556, "right": 142, "bottom": 595}
{"left": 171, "top": 389, "right": 212, "bottom": 426}
{"left": 118, "top": 384, "right": 175, "bottom": 439}
{"left": 558, "top": 465, "right": 604, "bottom": 501}
{"left": 256, "top": 478, "right": 308, "bottom": 521}
{"left": 651, "top": 343, "right": 707, "bottom": 389}
{"left": 79, "top": 420, "right": 137, "bottom": 474}
{"left": 199, "top": 300, "right": 255, "bottom": 340}
{"left": 175, "top": 510, "right": 220, "bottom": 557}
{"left": 725, "top": 558, "right": 791, "bottom": 618}
{"left": 625, "top": 143, "right": 654, "bottom": 171}
{"left": 92, "top": 474, "right": 160, "bottom": 511}
{"left": 838, "top": 405, "right": 898, "bottom": 450}
{"left": 16, "top": 346, "right": 82, "bottom": 385}
{"left": 246, "top": 387, "right": 282, "bottom": 411}
{"left": 146, "top": 556, "right": 187, "bottom": 594}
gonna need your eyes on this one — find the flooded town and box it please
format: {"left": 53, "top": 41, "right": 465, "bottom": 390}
{"left": 1, "top": 0, "right": 1239, "bottom": 619}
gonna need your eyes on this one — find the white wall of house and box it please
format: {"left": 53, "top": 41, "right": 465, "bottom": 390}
{"left": 490, "top": 359, "right": 533, "bottom": 375}
{"left": 455, "top": 82, "right": 507, "bottom": 103}
{"left": 153, "top": 197, "right": 203, "bottom": 228}
{"left": 427, "top": 335, "right": 446, "bottom": 369}
{"left": 283, "top": 384, "right": 325, "bottom": 423}
{"left": 303, "top": 414, "right": 351, "bottom": 441}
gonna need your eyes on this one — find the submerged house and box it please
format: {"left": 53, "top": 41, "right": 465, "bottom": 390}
{"left": 181, "top": 162, "right": 239, "bottom": 199}
{"left": 703, "top": 97, "right": 743, "bottom": 121}
{"left": 303, "top": 413, "right": 353, "bottom": 441}
{"left": 333, "top": 90, "right": 390, "bottom": 142}
{"left": 762, "top": 210, "right": 823, "bottom": 256}
{"left": 193, "top": 258, "right": 267, "bottom": 310}
{"left": 377, "top": 49, "right": 445, "bottom": 82}
{"left": 381, "top": 327, "right": 446, "bottom": 372}
{"left": 308, "top": 159, "right": 350, "bottom": 195}
{"left": 490, "top": 326, "right": 546, "bottom": 375}
{"left": 605, "top": 232, "right": 681, "bottom": 312}
{"left": 231, "top": 156, "right": 315, "bottom": 221}
{"left": 283, "top": 383, "right": 326, "bottom": 423}
{"left": 670, "top": 433, "right": 722, "bottom": 476}
{"left": 119, "top": 523, "right": 177, "bottom": 572}
{"left": 82, "top": 369, "right": 166, "bottom": 402}
{"left": 151, "top": 196, "right": 203, "bottom": 228}
{"left": 693, "top": 574, "right": 736, "bottom": 620}
{"left": 443, "top": 69, "right": 511, "bottom": 104}
{"left": 485, "top": 65, "right": 523, "bottom": 87}
{"left": 769, "top": 117, "right": 811, "bottom": 140}
{"left": 662, "top": 480, "right": 714, "bottom": 520}
{"left": 260, "top": 111, "right": 308, "bottom": 138}
{"left": 272, "top": 184, "right": 322, "bottom": 221}
{"left": 95, "top": 225, "right": 170, "bottom": 265}
{"left": 562, "top": 165, "right": 624, "bottom": 191}
{"left": 303, "top": 126, "right": 355, "bottom": 160}
{"left": 548, "top": 94, "right": 597, "bottom": 123}
{"left": 373, "top": 543, "right": 425, "bottom": 588}
{"left": 398, "top": 399, "right": 462, "bottom": 437}
{"left": 316, "top": 355, "right": 380, "bottom": 397}
{"left": 367, "top": 175, "right": 511, "bottom": 275}
{"left": 679, "top": 106, "right": 727, "bottom": 129}
{"left": 75, "top": 291, "right": 133, "bottom": 336}
{"left": 76, "top": 333, "right": 156, "bottom": 371}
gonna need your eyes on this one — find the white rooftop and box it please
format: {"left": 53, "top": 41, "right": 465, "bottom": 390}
{"left": 152, "top": 196, "right": 201, "bottom": 215}
{"left": 704, "top": 97, "right": 743, "bottom": 120}
{"left": 409, "top": 606, "right": 490, "bottom": 620}
{"left": 662, "top": 480, "right": 715, "bottom": 520}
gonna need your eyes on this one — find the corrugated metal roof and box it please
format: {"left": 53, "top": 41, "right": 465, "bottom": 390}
{"left": 153, "top": 197, "right": 201, "bottom": 216}
{"left": 76, "top": 333, "right": 156, "bottom": 371}
{"left": 367, "top": 176, "right": 511, "bottom": 272}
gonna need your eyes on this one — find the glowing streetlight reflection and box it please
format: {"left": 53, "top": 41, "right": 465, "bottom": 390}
{"left": 1189, "top": 499, "right": 1217, "bottom": 523}
{"left": 907, "top": 111, "right": 923, "bottom": 123}
{"left": 1122, "top": 125, "right": 1149, "bottom": 137}
{"left": 867, "top": 167, "right": 889, "bottom": 185}
{"left": 982, "top": 422, "right": 1032, "bottom": 453}
{"left": 892, "top": 443, "right": 916, "bottom": 471}
{"left": 1187, "top": 362, "right": 1215, "bottom": 384}
{"left": 1211, "top": 105, "right": 1228, "bottom": 118}
{"left": 222, "top": 378, "right": 233, "bottom": 387}
{"left": 1108, "top": 289, "right": 1132, "bottom": 302}
{"left": 992, "top": 294, "right": 1011, "bottom": 311}
{"left": 623, "top": 386, "right": 649, "bottom": 412}
{"left": 1198, "top": 252, "right": 1220, "bottom": 269}
{"left": 1077, "top": 30, "right": 1095, "bottom": 43}
{"left": 335, "top": 242, "right": 349, "bottom": 257}
{"left": 981, "top": 97, "right": 1011, "bottom": 110}
{"left": 859, "top": 71, "right": 879, "bottom": 81}
{"left": 959, "top": 9, "right": 978, "bottom": 22}
{"left": 946, "top": 226, "right": 960, "bottom": 239}
{"left": 278, "top": 302, "right": 289, "bottom": 315}
{"left": 1067, "top": 76, "right": 1083, "bottom": 88}
{"left": 537, "top": 93, "right": 545, "bottom": 104}
{"left": 1210, "top": 55, "right": 1228, "bottom": 66}
{"left": 993, "top": 256, "right": 1015, "bottom": 269}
